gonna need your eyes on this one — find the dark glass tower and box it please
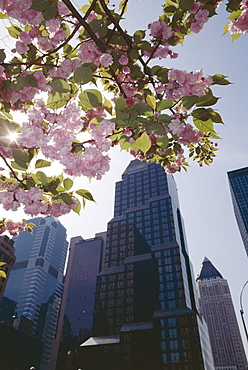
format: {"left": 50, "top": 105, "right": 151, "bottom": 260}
{"left": 228, "top": 167, "right": 248, "bottom": 256}
{"left": 81, "top": 160, "right": 214, "bottom": 369}
{"left": 0, "top": 216, "right": 68, "bottom": 370}
{"left": 196, "top": 257, "right": 248, "bottom": 369}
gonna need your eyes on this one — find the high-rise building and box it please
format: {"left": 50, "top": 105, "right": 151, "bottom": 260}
{"left": 0, "top": 216, "right": 68, "bottom": 370}
{"left": 81, "top": 160, "right": 214, "bottom": 369}
{"left": 196, "top": 257, "right": 248, "bottom": 370}
{"left": 0, "top": 235, "right": 16, "bottom": 303}
{"left": 53, "top": 235, "right": 105, "bottom": 370}
{"left": 227, "top": 167, "right": 248, "bottom": 256}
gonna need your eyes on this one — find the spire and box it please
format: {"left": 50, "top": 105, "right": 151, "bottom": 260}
{"left": 196, "top": 257, "right": 222, "bottom": 281}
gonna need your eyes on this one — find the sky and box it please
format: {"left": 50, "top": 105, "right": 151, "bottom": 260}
{"left": 0, "top": 0, "right": 248, "bottom": 356}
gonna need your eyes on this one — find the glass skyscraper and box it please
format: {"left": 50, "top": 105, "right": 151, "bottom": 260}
{"left": 81, "top": 160, "right": 214, "bottom": 369}
{"left": 1, "top": 216, "right": 68, "bottom": 370}
{"left": 196, "top": 257, "right": 248, "bottom": 369}
{"left": 228, "top": 167, "right": 248, "bottom": 256}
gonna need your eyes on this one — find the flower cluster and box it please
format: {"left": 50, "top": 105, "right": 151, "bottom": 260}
{"left": 163, "top": 69, "right": 213, "bottom": 100}
{"left": 0, "top": 220, "right": 26, "bottom": 236}
{"left": 228, "top": 1, "right": 248, "bottom": 34}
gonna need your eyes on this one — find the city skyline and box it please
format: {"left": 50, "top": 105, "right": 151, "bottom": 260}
{"left": 0, "top": 0, "right": 247, "bottom": 358}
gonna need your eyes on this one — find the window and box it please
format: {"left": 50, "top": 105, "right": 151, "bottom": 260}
{"left": 171, "top": 353, "right": 179, "bottom": 363}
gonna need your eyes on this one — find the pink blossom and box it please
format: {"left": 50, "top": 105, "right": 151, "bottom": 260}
{"left": 228, "top": 1, "right": 248, "bottom": 34}
{"left": 168, "top": 119, "right": 185, "bottom": 136}
{"left": 119, "top": 55, "right": 129, "bottom": 65}
{"left": 148, "top": 21, "right": 173, "bottom": 40}
{"left": 191, "top": 2, "right": 201, "bottom": 14}
{"left": 99, "top": 53, "right": 113, "bottom": 67}
{"left": 15, "top": 41, "right": 29, "bottom": 54}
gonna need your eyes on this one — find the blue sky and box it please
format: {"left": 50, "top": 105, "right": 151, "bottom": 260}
{"left": 0, "top": 0, "right": 247, "bottom": 355}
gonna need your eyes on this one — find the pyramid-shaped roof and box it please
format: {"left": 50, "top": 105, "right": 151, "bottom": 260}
{"left": 196, "top": 257, "right": 222, "bottom": 281}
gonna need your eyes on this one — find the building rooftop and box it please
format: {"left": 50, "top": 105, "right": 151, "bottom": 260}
{"left": 196, "top": 257, "right": 222, "bottom": 281}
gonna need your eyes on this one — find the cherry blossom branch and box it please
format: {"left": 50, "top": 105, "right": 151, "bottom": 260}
{"left": 0, "top": 153, "right": 24, "bottom": 184}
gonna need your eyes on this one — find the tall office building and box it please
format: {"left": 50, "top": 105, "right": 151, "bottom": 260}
{"left": 227, "top": 167, "right": 248, "bottom": 256}
{"left": 81, "top": 160, "right": 214, "bottom": 369}
{"left": 53, "top": 234, "right": 105, "bottom": 370}
{"left": 196, "top": 257, "right": 248, "bottom": 370}
{"left": 0, "top": 216, "right": 68, "bottom": 370}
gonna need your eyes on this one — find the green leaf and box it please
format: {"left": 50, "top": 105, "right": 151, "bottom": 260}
{"left": 226, "top": 0, "right": 242, "bottom": 12}
{"left": 0, "top": 49, "right": 6, "bottom": 62}
{"left": 11, "top": 161, "right": 27, "bottom": 171}
{"left": 43, "top": 1, "right": 57, "bottom": 20}
{"left": 22, "top": 75, "right": 38, "bottom": 88}
{"left": 148, "top": 122, "right": 165, "bottom": 136}
{"left": 208, "top": 110, "right": 223, "bottom": 123}
{"left": 35, "top": 159, "right": 51, "bottom": 169}
{"left": 212, "top": 74, "right": 231, "bottom": 85}
{"left": 76, "top": 189, "right": 95, "bottom": 202}
{"left": 7, "top": 24, "right": 22, "bottom": 39}
{"left": 228, "top": 9, "right": 242, "bottom": 19}
{"left": 0, "top": 12, "right": 9, "bottom": 19}
{"left": 146, "top": 95, "right": 156, "bottom": 110}
{"left": 179, "top": 0, "right": 194, "bottom": 10}
{"left": 157, "top": 114, "right": 172, "bottom": 123}
{"left": 132, "top": 132, "right": 151, "bottom": 154}
{"left": 193, "top": 118, "right": 214, "bottom": 132}
{"left": 191, "top": 108, "right": 211, "bottom": 121}
{"left": 103, "top": 98, "right": 112, "bottom": 115}
{"left": 73, "top": 199, "right": 82, "bottom": 213}
{"left": 63, "top": 178, "right": 73, "bottom": 191}
{"left": 79, "top": 89, "right": 102, "bottom": 108}
{"left": 181, "top": 95, "right": 198, "bottom": 109}
{"left": 156, "top": 99, "right": 173, "bottom": 111}
{"left": 36, "top": 171, "right": 49, "bottom": 185}
{"left": 231, "top": 33, "right": 241, "bottom": 41}
{"left": 133, "top": 30, "right": 146, "bottom": 42}
{"left": 196, "top": 90, "right": 219, "bottom": 106}
{"left": 74, "top": 66, "right": 93, "bottom": 84}
{"left": 137, "top": 40, "right": 151, "bottom": 51}
{"left": 157, "top": 135, "right": 169, "bottom": 149}
{"left": 50, "top": 79, "right": 71, "bottom": 93}
{"left": 29, "top": 0, "right": 50, "bottom": 11}
{"left": 115, "top": 96, "right": 126, "bottom": 112}
{"left": 0, "top": 270, "right": 6, "bottom": 278}
{"left": 60, "top": 193, "right": 74, "bottom": 205}
{"left": 12, "top": 149, "right": 30, "bottom": 169}
{"left": 47, "top": 91, "right": 70, "bottom": 109}
{"left": 119, "top": 0, "right": 128, "bottom": 13}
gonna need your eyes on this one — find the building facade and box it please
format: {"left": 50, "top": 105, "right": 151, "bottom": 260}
{"left": 227, "top": 167, "right": 248, "bottom": 256}
{"left": 81, "top": 160, "right": 214, "bottom": 369}
{"left": 0, "top": 216, "right": 68, "bottom": 370}
{"left": 196, "top": 257, "right": 248, "bottom": 370}
{"left": 0, "top": 235, "right": 16, "bottom": 303}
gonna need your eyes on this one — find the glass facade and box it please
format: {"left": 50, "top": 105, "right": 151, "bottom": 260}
{"left": 82, "top": 160, "right": 214, "bottom": 370}
{"left": 0, "top": 216, "right": 68, "bottom": 370}
{"left": 228, "top": 167, "right": 248, "bottom": 256}
{"left": 64, "top": 236, "right": 104, "bottom": 338}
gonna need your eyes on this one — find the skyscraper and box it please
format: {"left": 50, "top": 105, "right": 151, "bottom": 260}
{"left": 196, "top": 257, "right": 248, "bottom": 370}
{"left": 0, "top": 216, "right": 68, "bottom": 370}
{"left": 81, "top": 160, "right": 214, "bottom": 369}
{"left": 227, "top": 167, "right": 248, "bottom": 256}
